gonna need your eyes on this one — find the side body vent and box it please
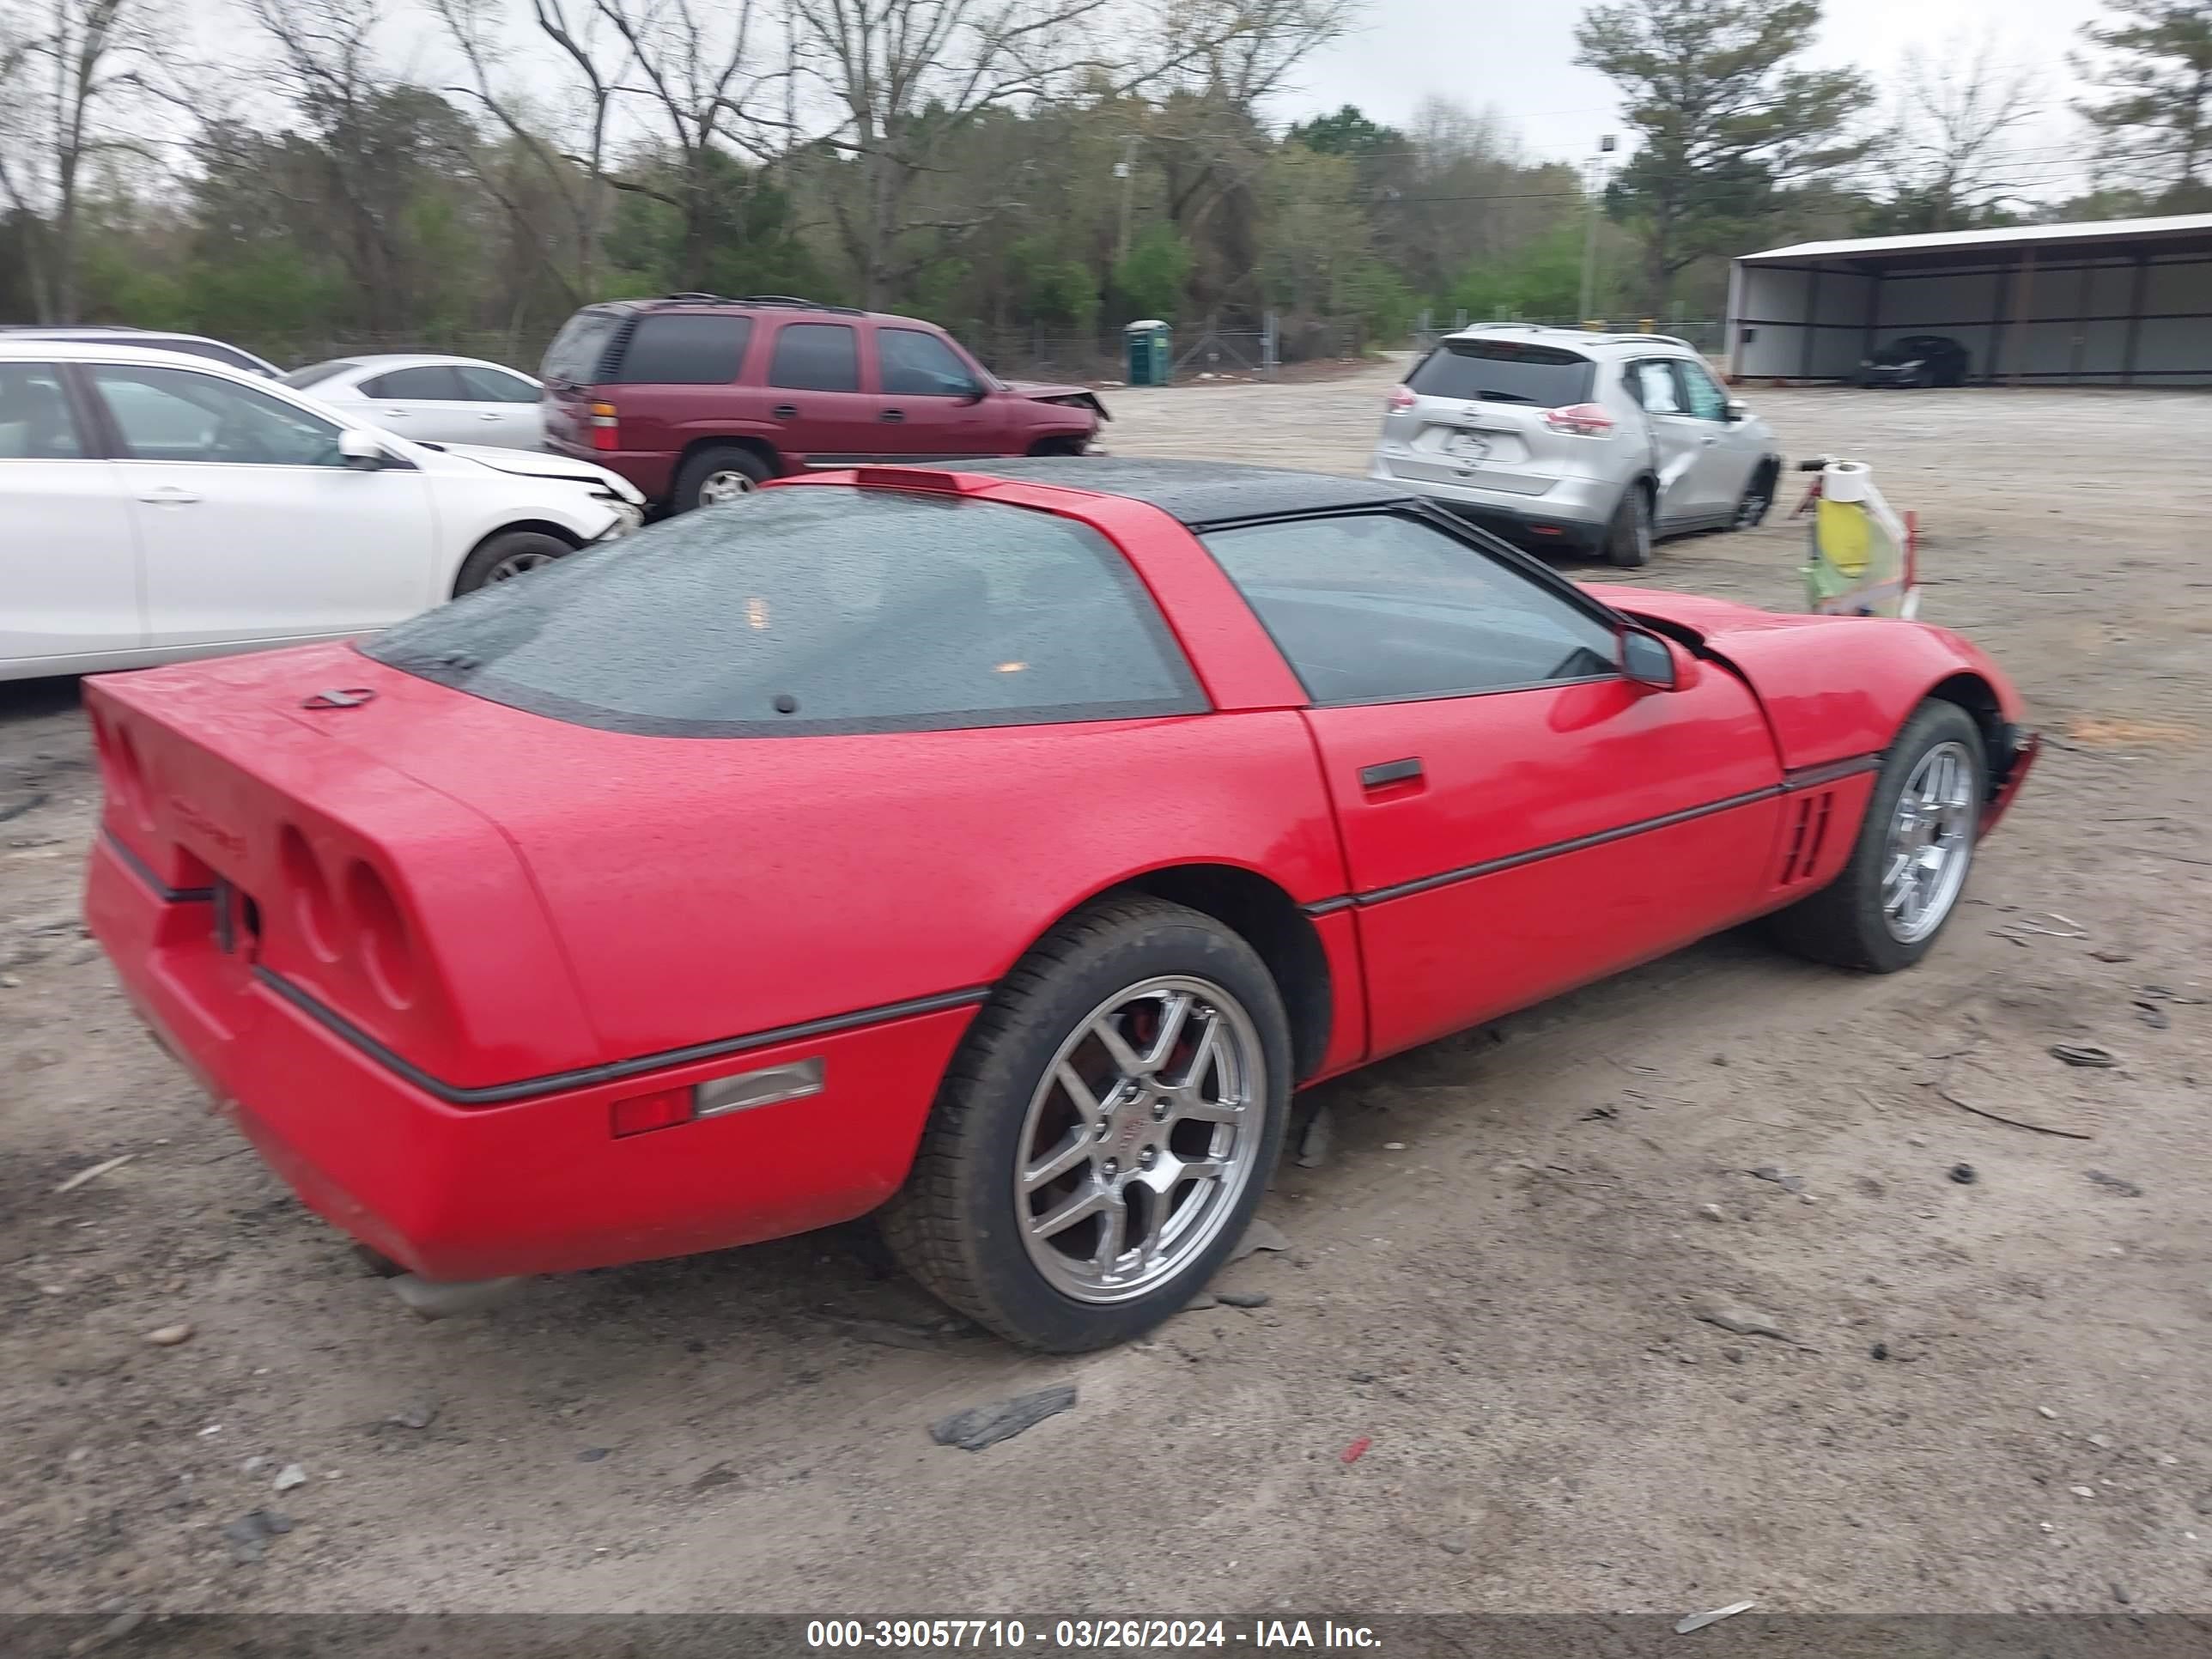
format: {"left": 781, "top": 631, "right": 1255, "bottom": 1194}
{"left": 1777, "top": 789, "right": 1836, "bottom": 885}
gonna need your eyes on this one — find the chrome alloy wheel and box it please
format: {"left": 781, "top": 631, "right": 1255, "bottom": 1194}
{"left": 699, "top": 468, "right": 757, "bottom": 504}
{"left": 487, "top": 549, "right": 559, "bottom": 580}
{"left": 1015, "top": 975, "right": 1267, "bottom": 1304}
{"left": 1881, "top": 741, "right": 1976, "bottom": 944}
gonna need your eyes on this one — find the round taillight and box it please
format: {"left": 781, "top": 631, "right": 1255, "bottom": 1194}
{"left": 346, "top": 860, "right": 417, "bottom": 1010}
{"left": 279, "top": 826, "right": 340, "bottom": 963}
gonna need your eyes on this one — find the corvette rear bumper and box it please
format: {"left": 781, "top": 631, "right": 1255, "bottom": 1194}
{"left": 87, "top": 837, "right": 976, "bottom": 1281}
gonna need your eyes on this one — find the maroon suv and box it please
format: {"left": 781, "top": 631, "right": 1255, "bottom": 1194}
{"left": 541, "top": 295, "right": 1109, "bottom": 512}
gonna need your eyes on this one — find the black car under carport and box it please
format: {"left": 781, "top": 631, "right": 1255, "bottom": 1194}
{"left": 1859, "top": 336, "right": 1971, "bottom": 388}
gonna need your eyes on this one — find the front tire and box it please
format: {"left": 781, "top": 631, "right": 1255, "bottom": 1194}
{"left": 1771, "top": 700, "right": 1985, "bottom": 973}
{"left": 1606, "top": 483, "right": 1653, "bottom": 567}
{"left": 1731, "top": 465, "right": 1776, "bottom": 531}
{"left": 452, "top": 529, "right": 574, "bottom": 596}
{"left": 881, "top": 896, "right": 1292, "bottom": 1352}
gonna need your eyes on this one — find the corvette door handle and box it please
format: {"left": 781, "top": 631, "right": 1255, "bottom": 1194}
{"left": 772, "top": 404, "right": 799, "bottom": 421}
{"left": 1359, "top": 757, "right": 1424, "bottom": 790}
{"left": 136, "top": 486, "right": 201, "bottom": 506}
{"left": 879, "top": 408, "right": 906, "bottom": 422}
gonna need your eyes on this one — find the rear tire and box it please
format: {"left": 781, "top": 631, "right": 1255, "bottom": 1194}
{"left": 1770, "top": 701, "right": 1985, "bottom": 973}
{"left": 1605, "top": 483, "right": 1653, "bottom": 567}
{"left": 672, "top": 444, "right": 773, "bottom": 514}
{"left": 452, "top": 529, "right": 574, "bottom": 596}
{"left": 880, "top": 896, "right": 1292, "bottom": 1352}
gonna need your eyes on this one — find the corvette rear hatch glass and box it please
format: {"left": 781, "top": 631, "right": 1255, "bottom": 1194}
{"left": 364, "top": 488, "right": 1205, "bottom": 737}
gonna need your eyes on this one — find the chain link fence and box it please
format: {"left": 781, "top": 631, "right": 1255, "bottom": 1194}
{"left": 968, "top": 315, "right": 1370, "bottom": 386}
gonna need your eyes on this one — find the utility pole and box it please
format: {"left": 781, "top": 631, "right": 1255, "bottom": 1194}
{"left": 1115, "top": 135, "right": 1141, "bottom": 267}
{"left": 1579, "top": 134, "right": 1616, "bottom": 326}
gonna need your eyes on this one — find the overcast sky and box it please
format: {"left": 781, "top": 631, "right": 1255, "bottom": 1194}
{"left": 1286, "top": 0, "right": 2116, "bottom": 194}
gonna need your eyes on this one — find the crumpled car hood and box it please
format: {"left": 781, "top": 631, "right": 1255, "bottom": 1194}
{"left": 1002, "top": 380, "right": 1110, "bottom": 422}
{"left": 434, "top": 443, "right": 643, "bottom": 499}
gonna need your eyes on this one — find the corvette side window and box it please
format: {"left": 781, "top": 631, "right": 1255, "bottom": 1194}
{"left": 1202, "top": 514, "right": 1619, "bottom": 705}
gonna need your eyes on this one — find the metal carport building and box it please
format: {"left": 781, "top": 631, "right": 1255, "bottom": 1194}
{"left": 1726, "top": 213, "right": 2212, "bottom": 386}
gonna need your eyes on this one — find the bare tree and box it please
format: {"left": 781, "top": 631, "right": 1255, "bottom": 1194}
{"left": 1142, "top": 0, "right": 1360, "bottom": 305}
{"left": 429, "top": 0, "right": 640, "bottom": 302}
{"left": 243, "top": 0, "right": 411, "bottom": 327}
{"left": 0, "top": 0, "right": 161, "bottom": 320}
{"left": 1881, "top": 33, "right": 2042, "bottom": 231}
{"left": 793, "top": 0, "right": 1358, "bottom": 308}
{"left": 1153, "top": 0, "right": 1357, "bottom": 104}
{"left": 581, "top": 0, "right": 788, "bottom": 289}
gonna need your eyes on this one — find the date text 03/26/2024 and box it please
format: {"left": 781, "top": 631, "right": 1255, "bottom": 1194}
{"left": 805, "top": 1620, "right": 1382, "bottom": 1650}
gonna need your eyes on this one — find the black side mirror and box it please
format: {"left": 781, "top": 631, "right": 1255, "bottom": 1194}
{"left": 1620, "top": 627, "right": 1677, "bottom": 690}
{"left": 959, "top": 383, "right": 988, "bottom": 404}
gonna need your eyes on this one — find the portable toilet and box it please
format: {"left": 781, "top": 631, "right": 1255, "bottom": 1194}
{"left": 1123, "top": 320, "right": 1171, "bottom": 386}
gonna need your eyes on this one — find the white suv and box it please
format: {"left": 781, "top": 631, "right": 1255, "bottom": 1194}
{"left": 1, "top": 342, "right": 644, "bottom": 682}
{"left": 1369, "top": 325, "right": 1782, "bottom": 567}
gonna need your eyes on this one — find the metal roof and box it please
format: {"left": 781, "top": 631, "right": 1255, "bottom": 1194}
{"left": 1738, "top": 212, "right": 2212, "bottom": 266}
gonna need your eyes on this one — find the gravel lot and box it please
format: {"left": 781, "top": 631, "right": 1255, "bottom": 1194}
{"left": 3, "top": 363, "right": 2209, "bottom": 1619}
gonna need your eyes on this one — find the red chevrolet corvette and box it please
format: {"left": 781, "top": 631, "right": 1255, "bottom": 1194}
{"left": 85, "top": 459, "right": 2035, "bottom": 1350}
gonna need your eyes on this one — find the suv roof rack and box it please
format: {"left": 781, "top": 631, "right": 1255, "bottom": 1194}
{"left": 646, "top": 292, "right": 868, "bottom": 316}
{"left": 732, "top": 295, "right": 868, "bottom": 315}
{"left": 1450, "top": 323, "right": 1697, "bottom": 352}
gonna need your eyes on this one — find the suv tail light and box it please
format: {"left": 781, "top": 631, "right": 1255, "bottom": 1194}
{"left": 588, "top": 400, "right": 619, "bottom": 452}
{"left": 1386, "top": 385, "right": 1417, "bottom": 411}
{"left": 1543, "top": 402, "right": 1615, "bottom": 437}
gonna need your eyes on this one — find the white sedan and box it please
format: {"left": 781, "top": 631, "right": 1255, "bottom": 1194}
{"left": 283, "top": 354, "right": 547, "bottom": 449}
{"left": 1, "top": 341, "right": 645, "bottom": 683}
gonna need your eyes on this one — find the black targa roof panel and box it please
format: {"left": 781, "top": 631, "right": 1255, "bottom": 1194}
{"left": 961, "top": 458, "right": 1413, "bottom": 528}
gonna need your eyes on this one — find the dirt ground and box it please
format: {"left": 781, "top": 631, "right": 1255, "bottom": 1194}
{"left": 3, "top": 362, "right": 2209, "bottom": 1620}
